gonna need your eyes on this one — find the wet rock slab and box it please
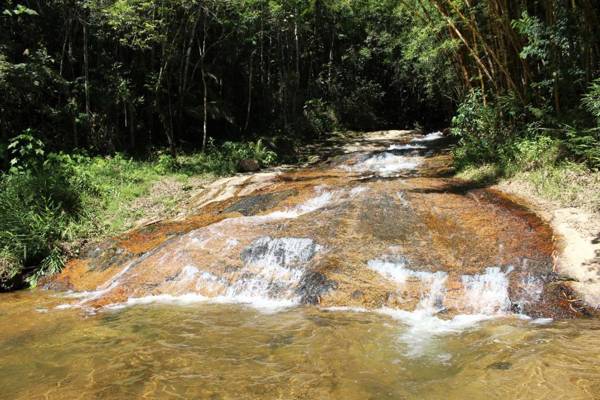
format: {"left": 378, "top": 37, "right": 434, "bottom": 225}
{"left": 48, "top": 131, "right": 583, "bottom": 319}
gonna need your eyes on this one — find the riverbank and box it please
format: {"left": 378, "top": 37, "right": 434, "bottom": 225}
{"left": 457, "top": 164, "right": 600, "bottom": 310}
{"left": 496, "top": 178, "right": 600, "bottom": 310}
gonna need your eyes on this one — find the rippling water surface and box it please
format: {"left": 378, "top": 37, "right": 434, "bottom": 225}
{"left": 1, "top": 291, "right": 599, "bottom": 400}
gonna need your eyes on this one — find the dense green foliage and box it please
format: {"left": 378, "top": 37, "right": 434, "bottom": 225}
{"left": 1, "top": 0, "right": 438, "bottom": 160}
{"left": 1, "top": 0, "right": 599, "bottom": 288}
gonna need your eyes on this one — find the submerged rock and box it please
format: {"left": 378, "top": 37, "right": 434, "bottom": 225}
{"left": 224, "top": 190, "right": 297, "bottom": 216}
{"left": 487, "top": 361, "right": 512, "bottom": 370}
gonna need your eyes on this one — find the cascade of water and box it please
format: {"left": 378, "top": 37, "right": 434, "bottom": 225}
{"left": 512, "top": 274, "right": 544, "bottom": 313}
{"left": 222, "top": 236, "right": 321, "bottom": 303}
{"left": 461, "top": 267, "right": 512, "bottom": 315}
{"left": 368, "top": 257, "right": 490, "bottom": 357}
{"left": 346, "top": 152, "right": 421, "bottom": 176}
{"left": 368, "top": 258, "right": 448, "bottom": 313}
{"left": 416, "top": 271, "right": 448, "bottom": 313}
{"left": 57, "top": 187, "right": 345, "bottom": 311}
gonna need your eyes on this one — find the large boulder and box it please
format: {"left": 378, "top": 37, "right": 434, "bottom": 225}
{"left": 238, "top": 159, "right": 260, "bottom": 172}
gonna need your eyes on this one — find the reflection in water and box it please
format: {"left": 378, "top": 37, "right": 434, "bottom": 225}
{"left": 0, "top": 291, "right": 599, "bottom": 400}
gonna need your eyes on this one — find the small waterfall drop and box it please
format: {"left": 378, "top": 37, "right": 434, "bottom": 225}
{"left": 461, "top": 267, "right": 512, "bottom": 314}
{"left": 368, "top": 257, "right": 448, "bottom": 314}
{"left": 222, "top": 236, "right": 321, "bottom": 305}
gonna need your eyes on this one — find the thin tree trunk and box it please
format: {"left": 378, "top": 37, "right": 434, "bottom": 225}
{"left": 244, "top": 50, "right": 255, "bottom": 133}
{"left": 429, "top": 1, "right": 494, "bottom": 87}
{"left": 201, "top": 58, "right": 208, "bottom": 151}
{"left": 82, "top": 19, "right": 91, "bottom": 117}
{"left": 60, "top": 14, "right": 71, "bottom": 77}
{"left": 442, "top": 0, "right": 523, "bottom": 99}
{"left": 128, "top": 102, "right": 135, "bottom": 151}
{"left": 199, "top": 8, "right": 209, "bottom": 151}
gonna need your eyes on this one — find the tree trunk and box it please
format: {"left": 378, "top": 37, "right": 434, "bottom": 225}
{"left": 82, "top": 19, "right": 91, "bottom": 117}
{"left": 244, "top": 50, "right": 255, "bottom": 133}
{"left": 201, "top": 58, "right": 208, "bottom": 151}
{"left": 200, "top": 8, "right": 209, "bottom": 152}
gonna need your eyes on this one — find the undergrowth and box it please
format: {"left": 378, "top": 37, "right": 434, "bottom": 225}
{"left": 0, "top": 135, "right": 277, "bottom": 290}
{"left": 453, "top": 86, "right": 600, "bottom": 212}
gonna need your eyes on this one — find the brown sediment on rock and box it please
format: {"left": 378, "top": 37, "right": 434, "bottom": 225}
{"left": 491, "top": 179, "right": 600, "bottom": 315}
{"left": 48, "top": 131, "right": 585, "bottom": 318}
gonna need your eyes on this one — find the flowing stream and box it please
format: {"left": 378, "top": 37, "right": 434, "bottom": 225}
{"left": 1, "top": 130, "right": 599, "bottom": 399}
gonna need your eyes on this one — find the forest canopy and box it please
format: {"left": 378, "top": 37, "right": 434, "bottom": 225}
{"left": 1, "top": 0, "right": 599, "bottom": 159}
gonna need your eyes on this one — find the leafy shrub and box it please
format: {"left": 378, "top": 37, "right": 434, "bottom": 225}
{"left": 509, "top": 135, "right": 560, "bottom": 172}
{"left": 154, "top": 152, "right": 179, "bottom": 174}
{"left": 582, "top": 78, "right": 600, "bottom": 124}
{"left": 567, "top": 79, "right": 600, "bottom": 169}
{"left": 0, "top": 250, "right": 20, "bottom": 287}
{"left": 0, "top": 166, "right": 79, "bottom": 289}
{"left": 564, "top": 126, "right": 600, "bottom": 169}
{"left": 182, "top": 139, "right": 277, "bottom": 176}
{"left": 0, "top": 131, "right": 91, "bottom": 289}
{"left": 6, "top": 130, "right": 46, "bottom": 172}
{"left": 303, "top": 99, "right": 338, "bottom": 136}
{"left": 451, "top": 91, "right": 512, "bottom": 168}
{"left": 0, "top": 133, "right": 279, "bottom": 289}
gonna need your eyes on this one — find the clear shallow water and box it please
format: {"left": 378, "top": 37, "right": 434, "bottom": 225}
{"left": 1, "top": 291, "right": 600, "bottom": 400}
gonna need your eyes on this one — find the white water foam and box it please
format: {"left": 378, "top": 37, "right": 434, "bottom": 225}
{"left": 346, "top": 152, "right": 421, "bottom": 177}
{"left": 368, "top": 258, "right": 448, "bottom": 312}
{"left": 461, "top": 267, "right": 512, "bottom": 314}
{"left": 377, "top": 307, "right": 494, "bottom": 357}
{"left": 61, "top": 236, "right": 323, "bottom": 312}
{"left": 515, "top": 274, "right": 544, "bottom": 310}
{"left": 222, "top": 236, "right": 321, "bottom": 303}
{"left": 365, "top": 258, "right": 520, "bottom": 356}
{"left": 103, "top": 293, "right": 297, "bottom": 313}
{"left": 531, "top": 317, "right": 553, "bottom": 325}
{"left": 410, "top": 131, "right": 444, "bottom": 143}
{"left": 388, "top": 143, "right": 427, "bottom": 151}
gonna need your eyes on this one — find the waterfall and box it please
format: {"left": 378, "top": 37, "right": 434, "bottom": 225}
{"left": 368, "top": 258, "right": 448, "bottom": 314}
{"left": 367, "top": 257, "right": 521, "bottom": 357}
{"left": 461, "top": 267, "right": 512, "bottom": 314}
{"left": 222, "top": 236, "right": 322, "bottom": 305}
